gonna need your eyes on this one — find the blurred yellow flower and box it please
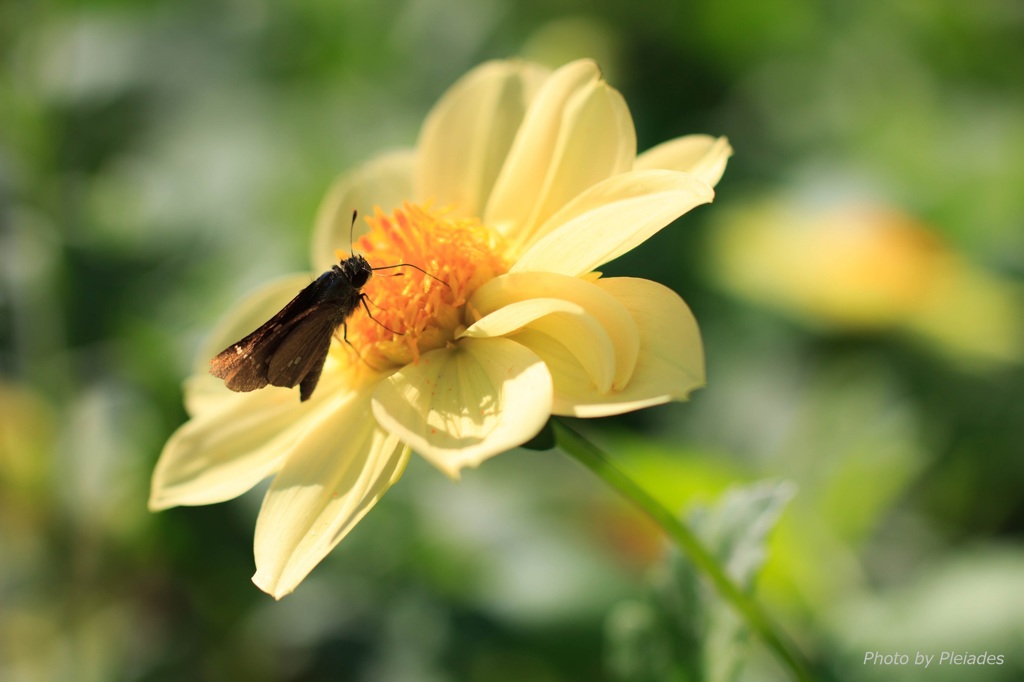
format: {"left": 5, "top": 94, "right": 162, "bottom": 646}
{"left": 150, "top": 59, "right": 731, "bottom": 598}
{"left": 709, "top": 200, "right": 1023, "bottom": 367}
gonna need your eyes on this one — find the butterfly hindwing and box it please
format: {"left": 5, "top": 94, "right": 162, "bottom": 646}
{"left": 266, "top": 306, "right": 340, "bottom": 394}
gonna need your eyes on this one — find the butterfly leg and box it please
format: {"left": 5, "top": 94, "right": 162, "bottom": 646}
{"left": 358, "top": 294, "right": 403, "bottom": 335}
{"left": 339, "top": 318, "right": 388, "bottom": 371}
{"left": 340, "top": 320, "right": 362, "bottom": 356}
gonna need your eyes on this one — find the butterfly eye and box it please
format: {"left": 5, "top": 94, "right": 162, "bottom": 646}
{"left": 350, "top": 269, "right": 370, "bottom": 288}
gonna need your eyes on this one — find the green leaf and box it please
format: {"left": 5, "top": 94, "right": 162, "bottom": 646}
{"left": 606, "top": 480, "right": 796, "bottom": 682}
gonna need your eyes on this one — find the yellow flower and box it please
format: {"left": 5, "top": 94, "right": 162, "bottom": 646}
{"left": 709, "top": 198, "right": 1023, "bottom": 368}
{"left": 710, "top": 200, "right": 948, "bottom": 330}
{"left": 150, "top": 59, "right": 731, "bottom": 598}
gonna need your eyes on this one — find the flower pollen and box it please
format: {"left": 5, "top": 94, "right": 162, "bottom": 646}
{"left": 337, "top": 202, "right": 508, "bottom": 371}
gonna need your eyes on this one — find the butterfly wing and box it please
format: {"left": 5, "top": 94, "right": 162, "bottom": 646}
{"left": 298, "top": 351, "right": 329, "bottom": 402}
{"left": 209, "top": 264, "right": 367, "bottom": 401}
{"left": 211, "top": 344, "right": 274, "bottom": 392}
{"left": 266, "top": 307, "right": 339, "bottom": 396}
{"left": 209, "top": 275, "right": 331, "bottom": 392}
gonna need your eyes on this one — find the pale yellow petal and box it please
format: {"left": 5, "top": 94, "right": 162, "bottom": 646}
{"left": 152, "top": 363, "right": 350, "bottom": 510}
{"left": 460, "top": 297, "right": 582, "bottom": 337}
{"left": 371, "top": 338, "right": 552, "bottom": 478}
{"left": 459, "top": 297, "right": 615, "bottom": 394}
{"left": 252, "top": 388, "right": 410, "bottom": 599}
{"left": 484, "top": 59, "right": 636, "bottom": 251}
{"left": 635, "top": 134, "right": 732, "bottom": 188}
{"left": 507, "top": 328, "right": 595, "bottom": 414}
{"left": 536, "top": 277, "right": 704, "bottom": 417}
{"left": 468, "top": 272, "right": 639, "bottom": 390}
{"left": 510, "top": 169, "right": 713, "bottom": 277}
{"left": 149, "top": 390, "right": 300, "bottom": 510}
{"left": 310, "top": 149, "right": 416, "bottom": 271}
{"left": 416, "top": 60, "right": 549, "bottom": 217}
{"left": 183, "top": 374, "right": 234, "bottom": 418}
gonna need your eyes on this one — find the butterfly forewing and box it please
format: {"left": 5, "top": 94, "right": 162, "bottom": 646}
{"left": 215, "top": 351, "right": 272, "bottom": 393}
{"left": 210, "top": 324, "right": 284, "bottom": 393}
{"left": 265, "top": 307, "right": 340, "bottom": 392}
{"left": 209, "top": 275, "right": 335, "bottom": 392}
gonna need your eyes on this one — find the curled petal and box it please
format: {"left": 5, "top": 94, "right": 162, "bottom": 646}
{"left": 311, "top": 149, "right": 417, "bottom": 271}
{"left": 469, "top": 272, "right": 639, "bottom": 390}
{"left": 252, "top": 388, "right": 410, "bottom": 599}
{"left": 459, "top": 297, "right": 615, "bottom": 394}
{"left": 507, "top": 329, "right": 592, "bottom": 414}
{"left": 416, "top": 60, "right": 549, "bottom": 217}
{"left": 510, "top": 169, "right": 713, "bottom": 277}
{"left": 484, "top": 59, "right": 636, "bottom": 251}
{"left": 635, "top": 134, "right": 733, "bottom": 187}
{"left": 535, "top": 277, "right": 705, "bottom": 417}
{"left": 371, "top": 338, "right": 552, "bottom": 478}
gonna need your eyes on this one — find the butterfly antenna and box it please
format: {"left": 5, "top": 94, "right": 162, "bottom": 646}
{"left": 371, "top": 262, "right": 450, "bottom": 288}
{"left": 352, "top": 208, "right": 448, "bottom": 289}
{"left": 348, "top": 210, "right": 358, "bottom": 254}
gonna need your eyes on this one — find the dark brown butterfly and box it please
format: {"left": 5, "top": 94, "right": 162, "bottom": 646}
{"left": 210, "top": 212, "right": 442, "bottom": 402}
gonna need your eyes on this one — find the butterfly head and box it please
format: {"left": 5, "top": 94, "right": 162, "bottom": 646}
{"left": 336, "top": 254, "right": 373, "bottom": 289}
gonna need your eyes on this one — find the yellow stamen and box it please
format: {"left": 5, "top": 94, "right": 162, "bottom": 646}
{"left": 334, "top": 202, "right": 508, "bottom": 373}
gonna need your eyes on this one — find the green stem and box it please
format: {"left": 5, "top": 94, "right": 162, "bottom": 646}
{"left": 552, "top": 419, "right": 812, "bottom": 682}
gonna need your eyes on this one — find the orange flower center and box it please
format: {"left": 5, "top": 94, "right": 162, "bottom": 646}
{"left": 334, "top": 202, "right": 508, "bottom": 373}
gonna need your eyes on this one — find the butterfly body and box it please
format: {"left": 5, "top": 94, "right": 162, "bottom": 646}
{"left": 210, "top": 255, "right": 373, "bottom": 402}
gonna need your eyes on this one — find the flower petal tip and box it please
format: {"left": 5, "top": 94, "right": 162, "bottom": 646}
{"left": 436, "top": 462, "right": 465, "bottom": 481}
{"left": 251, "top": 573, "right": 292, "bottom": 600}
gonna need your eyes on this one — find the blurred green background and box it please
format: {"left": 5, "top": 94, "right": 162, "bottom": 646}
{"left": 2, "top": 1, "right": 1023, "bottom": 680}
